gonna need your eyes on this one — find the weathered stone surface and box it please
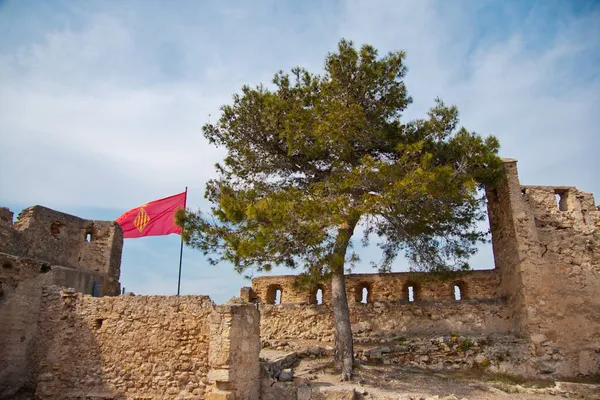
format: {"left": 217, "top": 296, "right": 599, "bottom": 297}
{"left": 0, "top": 206, "right": 123, "bottom": 398}
{"left": 0, "top": 205, "right": 122, "bottom": 295}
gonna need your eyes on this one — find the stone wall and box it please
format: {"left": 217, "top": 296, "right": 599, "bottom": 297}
{"left": 259, "top": 299, "right": 510, "bottom": 343}
{"left": 0, "top": 205, "right": 123, "bottom": 296}
{"left": 0, "top": 254, "right": 54, "bottom": 397}
{"left": 252, "top": 269, "right": 502, "bottom": 305}
{"left": 207, "top": 304, "right": 261, "bottom": 400}
{"left": 31, "top": 288, "right": 260, "bottom": 400}
{"left": 500, "top": 161, "right": 600, "bottom": 377}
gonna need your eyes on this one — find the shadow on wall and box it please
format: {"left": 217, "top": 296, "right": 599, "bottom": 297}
{"left": 33, "top": 289, "right": 111, "bottom": 399}
{"left": 31, "top": 288, "right": 216, "bottom": 399}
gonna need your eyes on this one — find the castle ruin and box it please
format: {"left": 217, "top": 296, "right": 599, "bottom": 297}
{"left": 0, "top": 159, "right": 598, "bottom": 399}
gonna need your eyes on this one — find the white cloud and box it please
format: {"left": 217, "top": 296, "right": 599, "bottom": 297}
{"left": 0, "top": 0, "right": 598, "bottom": 300}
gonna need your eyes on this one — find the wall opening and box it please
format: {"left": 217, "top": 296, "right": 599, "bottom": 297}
{"left": 266, "top": 284, "right": 283, "bottom": 305}
{"left": 554, "top": 189, "right": 569, "bottom": 211}
{"left": 50, "top": 221, "right": 63, "bottom": 236}
{"left": 453, "top": 281, "right": 467, "bottom": 300}
{"left": 2, "top": 261, "right": 12, "bottom": 269}
{"left": 85, "top": 225, "right": 95, "bottom": 242}
{"left": 94, "top": 319, "right": 103, "bottom": 329}
{"left": 309, "top": 284, "right": 325, "bottom": 305}
{"left": 40, "top": 264, "right": 51, "bottom": 273}
{"left": 454, "top": 285, "right": 461, "bottom": 300}
{"left": 316, "top": 288, "right": 323, "bottom": 305}
{"left": 354, "top": 283, "right": 371, "bottom": 303}
{"left": 403, "top": 282, "right": 419, "bottom": 302}
{"left": 555, "top": 194, "right": 562, "bottom": 211}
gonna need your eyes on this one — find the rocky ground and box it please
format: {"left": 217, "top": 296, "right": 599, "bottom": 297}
{"left": 260, "top": 339, "right": 600, "bottom": 400}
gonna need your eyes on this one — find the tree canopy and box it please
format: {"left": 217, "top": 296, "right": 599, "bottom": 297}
{"left": 179, "top": 39, "right": 502, "bottom": 278}
{"left": 179, "top": 39, "right": 502, "bottom": 378}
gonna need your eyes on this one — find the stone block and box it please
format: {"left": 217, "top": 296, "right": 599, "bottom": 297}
{"left": 206, "top": 389, "right": 235, "bottom": 400}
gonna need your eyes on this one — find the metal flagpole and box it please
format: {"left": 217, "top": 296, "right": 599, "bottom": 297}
{"left": 177, "top": 187, "right": 188, "bottom": 296}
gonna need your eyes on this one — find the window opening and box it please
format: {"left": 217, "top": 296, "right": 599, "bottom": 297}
{"left": 361, "top": 287, "right": 369, "bottom": 304}
{"left": 266, "top": 284, "right": 283, "bottom": 304}
{"left": 50, "top": 221, "right": 62, "bottom": 236}
{"left": 454, "top": 285, "right": 462, "bottom": 300}
{"left": 2, "top": 262, "right": 12, "bottom": 269}
{"left": 408, "top": 286, "right": 415, "bottom": 302}
{"left": 555, "top": 194, "right": 562, "bottom": 211}
{"left": 86, "top": 233, "right": 92, "bottom": 242}
{"left": 316, "top": 288, "right": 323, "bottom": 305}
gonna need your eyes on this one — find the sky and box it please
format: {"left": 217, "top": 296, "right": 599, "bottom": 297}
{"left": 0, "top": 0, "right": 598, "bottom": 304}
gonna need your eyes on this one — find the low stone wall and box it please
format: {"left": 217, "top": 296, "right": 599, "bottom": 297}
{"left": 259, "top": 298, "right": 510, "bottom": 342}
{"left": 31, "top": 288, "right": 260, "bottom": 400}
{"left": 252, "top": 269, "right": 501, "bottom": 306}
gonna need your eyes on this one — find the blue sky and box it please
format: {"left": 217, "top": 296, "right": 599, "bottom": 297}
{"left": 0, "top": 0, "right": 598, "bottom": 303}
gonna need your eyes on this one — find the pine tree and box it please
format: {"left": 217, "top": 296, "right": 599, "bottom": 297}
{"left": 179, "top": 39, "right": 502, "bottom": 379}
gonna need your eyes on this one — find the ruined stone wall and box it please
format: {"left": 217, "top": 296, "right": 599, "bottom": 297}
{"left": 259, "top": 299, "right": 510, "bottom": 342}
{"left": 32, "top": 288, "right": 261, "bottom": 400}
{"left": 485, "top": 160, "right": 527, "bottom": 332}
{"left": 0, "top": 206, "right": 123, "bottom": 296}
{"left": 33, "top": 288, "right": 215, "bottom": 399}
{"left": 252, "top": 269, "right": 501, "bottom": 305}
{"left": 207, "top": 304, "right": 261, "bottom": 400}
{"left": 501, "top": 161, "right": 600, "bottom": 377}
{"left": 0, "top": 254, "right": 53, "bottom": 397}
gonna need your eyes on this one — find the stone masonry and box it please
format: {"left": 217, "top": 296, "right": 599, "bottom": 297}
{"left": 32, "top": 288, "right": 260, "bottom": 400}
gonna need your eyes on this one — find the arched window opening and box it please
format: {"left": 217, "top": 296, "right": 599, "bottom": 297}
{"left": 452, "top": 281, "right": 467, "bottom": 300}
{"left": 354, "top": 283, "right": 371, "bottom": 303}
{"left": 266, "top": 284, "right": 283, "bottom": 305}
{"left": 361, "top": 287, "right": 369, "bottom": 304}
{"left": 454, "top": 285, "right": 461, "bottom": 300}
{"left": 84, "top": 225, "right": 94, "bottom": 242}
{"left": 316, "top": 288, "right": 323, "bottom": 305}
{"left": 310, "top": 284, "right": 325, "bottom": 305}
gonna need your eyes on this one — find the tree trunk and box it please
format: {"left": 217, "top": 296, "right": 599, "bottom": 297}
{"left": 331, "top": 215, "right": 359, "bottom": 380}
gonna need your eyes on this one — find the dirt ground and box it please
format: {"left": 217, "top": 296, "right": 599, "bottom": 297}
{"left": 261, "top": 344, "right": 600, "bottom": 400}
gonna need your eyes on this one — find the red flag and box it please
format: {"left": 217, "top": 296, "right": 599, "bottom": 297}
{"left": 116, "top": 191, "right": 186, "bottom": 238}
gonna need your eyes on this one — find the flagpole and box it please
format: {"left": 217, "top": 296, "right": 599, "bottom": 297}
{"left": 177, "top": 187, "right": 188, "bottom": 296}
